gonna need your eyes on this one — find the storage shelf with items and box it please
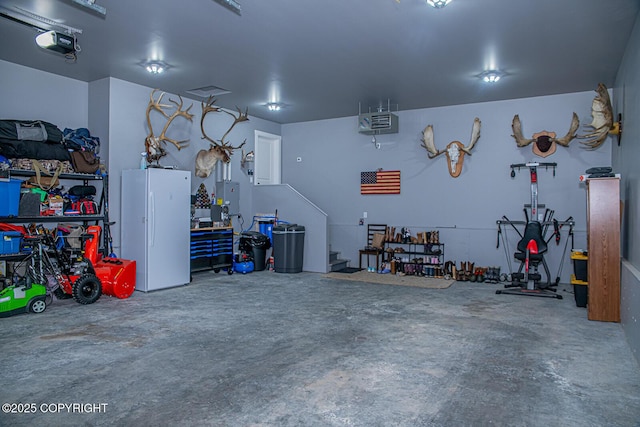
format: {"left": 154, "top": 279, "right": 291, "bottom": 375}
{"left": 383, "top": 227, "right": 445, "bottom": 277}
{"left": 190, "top": 227, "right": 234, "bottom": 274}
{"left": 0, "top": 169, "right": 109, "bottom": 259}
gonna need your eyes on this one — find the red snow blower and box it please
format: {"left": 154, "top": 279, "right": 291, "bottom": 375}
{"left": 81, "top": 225, "right": 137, "bottom": 299}
{"left": 23, "top": 224, "right": 137, "bottom": 303}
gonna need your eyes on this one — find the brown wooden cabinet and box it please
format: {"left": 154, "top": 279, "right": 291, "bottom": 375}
{"left": 586, "top": 177, "right": 621, "bottom": 322}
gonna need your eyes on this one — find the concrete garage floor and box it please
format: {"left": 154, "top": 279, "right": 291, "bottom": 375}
{"left": 1, "top": 270, "right": 639, "bottom": 427}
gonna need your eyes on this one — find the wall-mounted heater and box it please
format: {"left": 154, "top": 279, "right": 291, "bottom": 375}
{"left": 358, "top": 100, "right": 398, "bottom": 135}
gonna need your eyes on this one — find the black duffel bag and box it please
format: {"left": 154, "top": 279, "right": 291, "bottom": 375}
{"left": 0, "top": 119, "right": 69, "bottom": 161}
{"left": 0, "top": 119, "right": 63, "bottom": 143}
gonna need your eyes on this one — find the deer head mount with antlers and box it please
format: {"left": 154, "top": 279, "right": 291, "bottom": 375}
{"left": 420, "top": 117, "right": 481, "bottom": 178}
{"left": 578, "top": 83, "right": 621, "bottom": 149}
{"left": 195, "top": 96, "right": 249, "bottom": 178}
{"left": 511, "top": 113, "right": 579, "bottom": 157}
{"left": 144, "top": 89, "right": 194, "bottom": 164}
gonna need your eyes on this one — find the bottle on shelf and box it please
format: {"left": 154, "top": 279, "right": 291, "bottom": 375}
{"left": 140, "top": 152, "right": 148, "bottom": 170}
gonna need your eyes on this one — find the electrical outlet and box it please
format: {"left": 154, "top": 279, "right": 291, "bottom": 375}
{"left": 363, "top": 211, "right": 368, "bottom": 218}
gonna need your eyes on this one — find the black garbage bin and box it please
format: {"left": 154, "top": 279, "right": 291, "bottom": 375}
{"left": 272, "top": 224, "right": 305, "bottom": 273}
{"left": 239, "top": 231, "right": 271, "bottom": 271}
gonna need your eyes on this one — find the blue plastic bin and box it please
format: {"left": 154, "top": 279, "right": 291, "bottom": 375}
{"left": 0, "top": 179, "right": 21, "bottom": 217}
{"left": 0, "top": 231, "right": 22, "bottom": 255}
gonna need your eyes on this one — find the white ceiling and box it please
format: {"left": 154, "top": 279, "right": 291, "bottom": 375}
{"left": 0, "top": 0, "right": 638, "bottom": 124}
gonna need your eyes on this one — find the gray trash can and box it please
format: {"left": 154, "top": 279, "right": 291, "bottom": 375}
{"left": 272, "top": 224, "right": 305, "bottom": 273}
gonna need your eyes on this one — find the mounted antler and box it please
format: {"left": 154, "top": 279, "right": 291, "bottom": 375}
{"left": 578, "top": 83, "right": 614, "bottom": 149}
{"left": 195, "top": 96, "right": 249, "bottom": 178}
{"left": 461, "top": 117, "right": 481, "bottom": 154}
{"left": 420, "top": 125, "right": 445, "bottom": 159}
{"left": 554, "top": 113, "right": 580, "bottom": 147}
{"left": 199, "top": 95, "right": 222, "bottom": 145}
{"left": 511, "top": 113, "right": 579, "bottom": 157}
{"left": 145, "top": 89, "right": 194, "bottom": 163}
{"left": 511, "top": 115, "right": 534, "bottom": 147}
{"left": 420, "top": 117, "right": 481, "bottom": 178}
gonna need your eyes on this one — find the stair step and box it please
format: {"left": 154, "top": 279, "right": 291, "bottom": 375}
{"left": 329, "top": 250, "right": 341, "bottom": 263}
{"left": 329, "top": 258, "right": 350, "bottom": 272}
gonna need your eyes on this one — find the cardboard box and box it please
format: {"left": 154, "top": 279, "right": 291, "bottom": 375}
{"left": 49, "top": 195, "right": 64, "bottom": 216}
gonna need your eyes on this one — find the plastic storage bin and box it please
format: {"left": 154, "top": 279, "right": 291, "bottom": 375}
{"left": 571, "top": 250, "right": 588, "bottom": 282}
{"left": 0, "top": 231, "right": 22, "bottom": 255}
{"left": 272, "top": 224, "right": 305, "bottom": 273}
{"left": 0, "top": 179, "right": 22, "bottom": 217}
{"left": 571, "top": 274, "right": 588, "bottom": 308}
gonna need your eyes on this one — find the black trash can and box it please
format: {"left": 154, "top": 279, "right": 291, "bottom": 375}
{"left": 239, "top": 231, "right": 271, "bottom": 271}
{"left": 272, "top": 224, "right": 305, "bottom": 273}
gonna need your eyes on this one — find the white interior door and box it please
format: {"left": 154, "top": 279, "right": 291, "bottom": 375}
{"left": 254, "top": 130, "right": 281, "bottom": 185}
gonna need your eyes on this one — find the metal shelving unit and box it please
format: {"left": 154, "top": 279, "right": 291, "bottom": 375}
{"left": 0, "top": 169, "right": 109, "bottom": 257}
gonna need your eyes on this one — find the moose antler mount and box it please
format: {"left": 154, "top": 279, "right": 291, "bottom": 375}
{"left": 578, "top": 83, "right": 622, "bottom": 149}
{"left": 145, "top": 89, "right": 194, "bottom": 164}
{"left": 195, "top": 96, "right": 249, "bottom": 178}
{"left": 420, "top": 117, "right": 481, "bottom": 178}
{"left": 511, "top": 113, "right": 579, "bottom": 157}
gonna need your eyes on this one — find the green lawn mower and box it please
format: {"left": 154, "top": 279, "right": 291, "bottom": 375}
{"left": 0, "top": 282, "right": 48, "bottom": 318}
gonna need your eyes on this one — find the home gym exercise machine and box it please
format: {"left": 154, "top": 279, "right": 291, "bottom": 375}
{"left": 496, "top": 162, "right": 574, "bottom": 299}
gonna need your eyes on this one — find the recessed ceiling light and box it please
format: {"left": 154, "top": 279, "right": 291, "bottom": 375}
{"left": 478, "top": 70, "right": 504, "bottom": 83}
{"left": 266, "top": 102, "right": 283, "bottom": 112}
{"left": 426, "top": 0, "right": 452, "bottom": 9}
{"left": 142, "top": 60, "right": 169, "bottom": 75}
{"left": 146, "top": 63, "right": 164, "bottom": 74}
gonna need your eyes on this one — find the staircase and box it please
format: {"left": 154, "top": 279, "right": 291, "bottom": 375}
{"left": 329, "top": 250, "right": 350, "bottom": 272}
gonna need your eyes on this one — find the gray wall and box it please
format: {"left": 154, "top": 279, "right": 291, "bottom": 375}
{"left": 0, "top": 59, "right": 87, "bottom": 128}
{"left": 281, "top": 92, "right": 610, "bottom": 283}
{"left": 253, "top": 184, "right": 328, "bottom": 273}
{"left": 613, "top": 12, "right": 640, "bottom": 363}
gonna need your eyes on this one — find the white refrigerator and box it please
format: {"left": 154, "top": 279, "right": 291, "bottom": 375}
{"left": 121, "top": 168, "right": 191, "bottom": 292}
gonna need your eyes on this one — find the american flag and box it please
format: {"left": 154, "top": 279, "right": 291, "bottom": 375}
{"left": 360, "top": 170, "right": 401, "bottom": 195}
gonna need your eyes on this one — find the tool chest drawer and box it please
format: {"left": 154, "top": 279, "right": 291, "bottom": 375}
{"left": 190, "top": 227, "right": 233, "bottom": 273}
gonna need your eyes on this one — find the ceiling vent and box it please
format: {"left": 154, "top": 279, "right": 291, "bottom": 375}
{"left": 358, "top": 101, "right": 398, "bottom": 135}
{"left": 186, "top": 85, "right": 231, "bottom": 98}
